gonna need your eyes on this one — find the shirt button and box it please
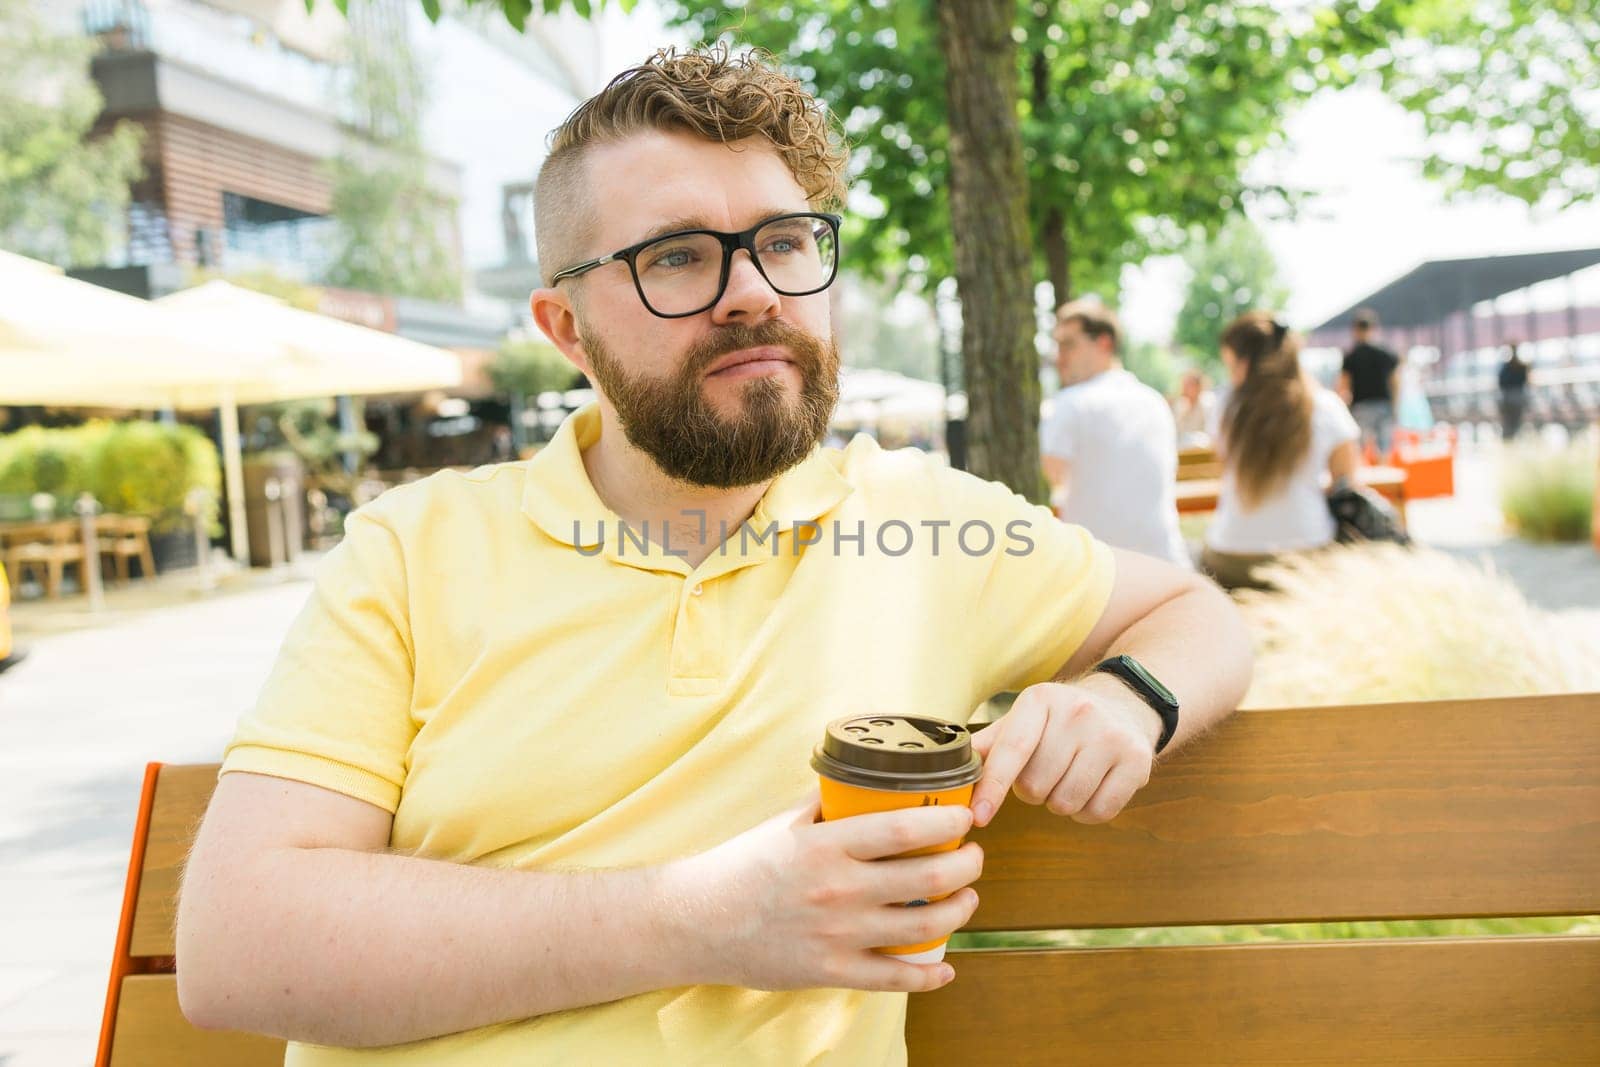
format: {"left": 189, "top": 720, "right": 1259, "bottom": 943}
{"left": 691, "top": 583, "right": 704, "bottom": 596}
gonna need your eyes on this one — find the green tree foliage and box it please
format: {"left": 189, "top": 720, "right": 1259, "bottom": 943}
{"left": 1123, "top": 340, "right": 1179, "bottom": 397}
{"left": 323, "top": 1, "right": 463, "bottom": 301}
{"left": 1380, "top": 0, "right": 1599, "bottom": 209}
{"left": 0, "top": 421, "right": 219, "bottom": 533}
{"left": 243, "top": 398, "right": 380, "bottom": 500}
{"left": 663, "top": 0, "right": 1385, "bottom": 307}
{"left": 489, "top": 337, "right": 578, "bottom": 400}
{"left": 0, "top": 0, "right": 143, "bottom": 266}
{"left": 386, "top": 0, "right": 1598, "bottom": 495}
{"left": 1172, "top": 217, "right": 1289, "bottom": 369}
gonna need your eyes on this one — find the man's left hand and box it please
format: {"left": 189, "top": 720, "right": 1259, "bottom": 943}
{"left": 969, "top": 678, "right": 1163, "bottom": 829}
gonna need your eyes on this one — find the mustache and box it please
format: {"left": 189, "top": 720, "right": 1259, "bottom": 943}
{"left": 683, "top": 320, "right": 829, "bottom": 376}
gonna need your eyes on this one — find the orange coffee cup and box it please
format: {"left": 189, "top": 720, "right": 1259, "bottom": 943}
{"left": 812, "top": 714, "right": 983, "bottom": 963}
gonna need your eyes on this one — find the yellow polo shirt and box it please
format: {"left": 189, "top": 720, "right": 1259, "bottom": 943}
{"left": 222, "top": 404, "right": 1113, "bottom": 1065}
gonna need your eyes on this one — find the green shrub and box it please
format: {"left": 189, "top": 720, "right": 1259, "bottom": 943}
{"left": 1500, "top": 435, "right": 1597, "bottom": 542}
{"left": 1235, "top": 543, "right": 1600, "bottom": 708}
{"left": 0, "top": 425, "right": 92, "bottom": 506}
{"left": 86, "top": 421, "right": 220, "bottom": 534}
{"left": 0, "top": 420, "right": 223, "bottom": 533}
{"left": 490, "top": 337, "right": 576, "bottom": 400}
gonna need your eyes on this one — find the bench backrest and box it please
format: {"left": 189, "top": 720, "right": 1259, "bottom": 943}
{"left": 1176, "top": 445, "right": 1222, "bottom": 481}
{"left": 99, "top": 693, "right": 1600, "bottom": 1065}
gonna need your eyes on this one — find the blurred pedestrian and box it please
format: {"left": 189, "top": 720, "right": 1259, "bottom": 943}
{"left": 1201, "top": 311, "right": 1361, "bottom": 591}
{"left": 1041, "top": 300, "right": 1189, "bottom": 567}
{"left": 1498, "top": 341, "right": 1530, "bottom": 441}
{"left": 1340, "top": 309, "right": 1399, "bottom": 457}
{"left": 1172, "top": 369, "right": 1217, "bottom": 448}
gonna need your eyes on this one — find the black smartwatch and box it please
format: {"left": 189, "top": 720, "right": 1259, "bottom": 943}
{"left": 1092, "top": 655, "right": 1179, "bottom": 755}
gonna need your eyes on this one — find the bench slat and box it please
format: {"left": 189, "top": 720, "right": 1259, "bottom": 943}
{"left": 128, "top": 696, "right": 1600, "bottom": 956}
{"left": 130, "top": 764, "right": 221, "bottom": 958}
{"left": 965, "top": 693, "right": 1600, "bottom": 930}
{"left": 908, "top": 936, "right": 1600, "bottom": 1064}
{"left": 110, "top": 974, "right": 286, "bottom": 1067}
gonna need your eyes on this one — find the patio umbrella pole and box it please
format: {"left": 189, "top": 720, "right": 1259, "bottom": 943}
{"left": 75, "top": 494, "right": 103, "bottom": 612}
{"left": 220, "top": 387, "right": 250, "bottom": 564}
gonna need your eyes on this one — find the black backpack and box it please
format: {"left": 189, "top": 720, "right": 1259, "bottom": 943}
{"left": 1327, "top": 483, "right": 1412, "bottom": 545}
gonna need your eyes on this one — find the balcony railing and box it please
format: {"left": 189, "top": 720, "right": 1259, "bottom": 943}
{"left": 83, "top": 0, "right": 352, "bottom": 118}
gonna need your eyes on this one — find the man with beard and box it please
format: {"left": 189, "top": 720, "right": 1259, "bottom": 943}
{"left": 178, "top": 48, "right": 1252, "bottom": 1066}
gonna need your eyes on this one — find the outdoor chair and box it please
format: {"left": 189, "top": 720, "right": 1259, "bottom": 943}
{"left": 96, "top": 515, "right": 157, "bottom": 584}
{"left": 0, "top": 519, "right": 87, "bottom": 599}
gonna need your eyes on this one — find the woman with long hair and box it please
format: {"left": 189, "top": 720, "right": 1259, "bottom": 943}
{"left": 1201, "top": 311, "right": 1360, "bottom": 591}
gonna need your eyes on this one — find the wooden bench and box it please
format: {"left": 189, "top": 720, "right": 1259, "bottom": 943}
{"left": 98, "top": 693, "right": 1599, "bottom": 1065}
{"left": 1176, "top": 445, "right": 1223, "bottom": 481}
{"left": 1176, "top": 465, "right": 1410, "bottom": 528}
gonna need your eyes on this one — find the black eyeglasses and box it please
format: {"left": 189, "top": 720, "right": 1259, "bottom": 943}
{"left": 551, "top": 212, "right": 841, "bottom": 319}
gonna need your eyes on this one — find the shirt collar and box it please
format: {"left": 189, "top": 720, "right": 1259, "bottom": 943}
{"left": 521, "top": 404, "right": 854, "bottom": 556}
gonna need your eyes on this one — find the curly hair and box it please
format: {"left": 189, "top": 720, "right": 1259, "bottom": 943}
{"left": 534, "top": 46, "right": 849, "bottom": 286}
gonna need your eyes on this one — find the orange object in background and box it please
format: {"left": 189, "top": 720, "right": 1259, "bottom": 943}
{"left": 1387, "top": 426, "right": 1456, "bottom": 500}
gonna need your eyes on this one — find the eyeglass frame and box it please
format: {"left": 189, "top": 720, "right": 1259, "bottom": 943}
{"left": 549, "top": 211, "right": 843, "bottom": 319}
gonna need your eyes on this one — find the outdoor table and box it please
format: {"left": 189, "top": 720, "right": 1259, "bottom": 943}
{"left": 1175, "top": 465, "right": 1409, "bottom": 525}
{"left": 0, "top": 519, "right": 86, "bottom": 599}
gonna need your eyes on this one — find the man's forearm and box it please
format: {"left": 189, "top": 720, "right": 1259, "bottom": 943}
{"left": 1068, "top": 578, "right": 1252, "bottom": 754}
{"left": 178, "top": 846, "right": 711, "bottom": 1048}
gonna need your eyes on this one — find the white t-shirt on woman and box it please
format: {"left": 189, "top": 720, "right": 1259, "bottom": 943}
{"left": 1205, "top": 385, "right": 1359, "bottom": 554}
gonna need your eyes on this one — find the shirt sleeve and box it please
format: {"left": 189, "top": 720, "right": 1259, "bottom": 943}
{"left": 940, "top": 471, "right": 1115, "bottom": 700}
{"left": 219, "top": 507, "right": 417, "bottom": 813}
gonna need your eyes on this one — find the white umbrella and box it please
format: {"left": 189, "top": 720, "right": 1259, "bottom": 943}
{"left": 153, "top": 281, "right": 463, "bottom": 562}
{"left": 0, "top": 250, "right": 275, "bottom": 407}
{"left": 3, "top": 264, "right": 463, "bottom": 562}
{"left": 2, "top": 251, "right": 291, "bottom": 563}
{"left": 156, "top": 281, "right": 462, "bottom": 403}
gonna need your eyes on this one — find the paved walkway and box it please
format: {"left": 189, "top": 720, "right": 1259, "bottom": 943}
{"left": 0, "top": 578, "right": 313, "bottom": 1067}
{"left": 1406, "top": 440, "right": 1600, "bottom": 620}
{"left": 0, "top": 438, "right": 1594, "bottom": 1066}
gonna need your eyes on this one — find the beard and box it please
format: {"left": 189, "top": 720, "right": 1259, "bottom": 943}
{"left": 581, "top": 316, "right": 840, "bottom": 489}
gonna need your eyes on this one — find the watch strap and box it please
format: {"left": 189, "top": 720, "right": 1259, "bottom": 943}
{"left": 1092, "top": 655, "right": 1179, "bottom": 755}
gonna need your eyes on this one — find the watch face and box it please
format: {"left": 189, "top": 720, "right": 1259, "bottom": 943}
{"left": 1118, "top": 656, "right": 1177, "bottom": 707}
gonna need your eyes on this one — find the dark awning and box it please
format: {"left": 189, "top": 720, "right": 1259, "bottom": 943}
{"left": 1310, "top": 247, "right": 1600, "bottom": 333}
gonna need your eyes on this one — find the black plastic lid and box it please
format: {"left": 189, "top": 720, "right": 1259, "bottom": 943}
{"left": 812, "top": 715, "right": 982, "bottom": 792}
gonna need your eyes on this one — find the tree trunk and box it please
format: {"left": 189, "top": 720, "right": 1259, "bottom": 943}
{"left": 1041, "top": 207, "right": 1071, "bottom": 309}
{"left": 938, "top": 0, "right": 1047, "bottom": 502}
{"left": 1031, "top": 46, "right": 1072, "bottom": 308}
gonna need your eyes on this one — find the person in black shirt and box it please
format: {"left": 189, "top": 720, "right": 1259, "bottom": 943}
{"left": 1498, "top": 342, "right": 1530, "bottom": 441}
{"left": 1340, "top": 310, "right": 1400, "bottom": 457}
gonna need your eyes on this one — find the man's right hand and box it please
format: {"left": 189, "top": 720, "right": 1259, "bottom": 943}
{"left": 667, "top": 796, "right": 983, "bottom": 994}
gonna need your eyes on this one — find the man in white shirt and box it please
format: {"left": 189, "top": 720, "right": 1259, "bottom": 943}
{"left": 1040, "top": 301, "right": 1190, "bottom": 567}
